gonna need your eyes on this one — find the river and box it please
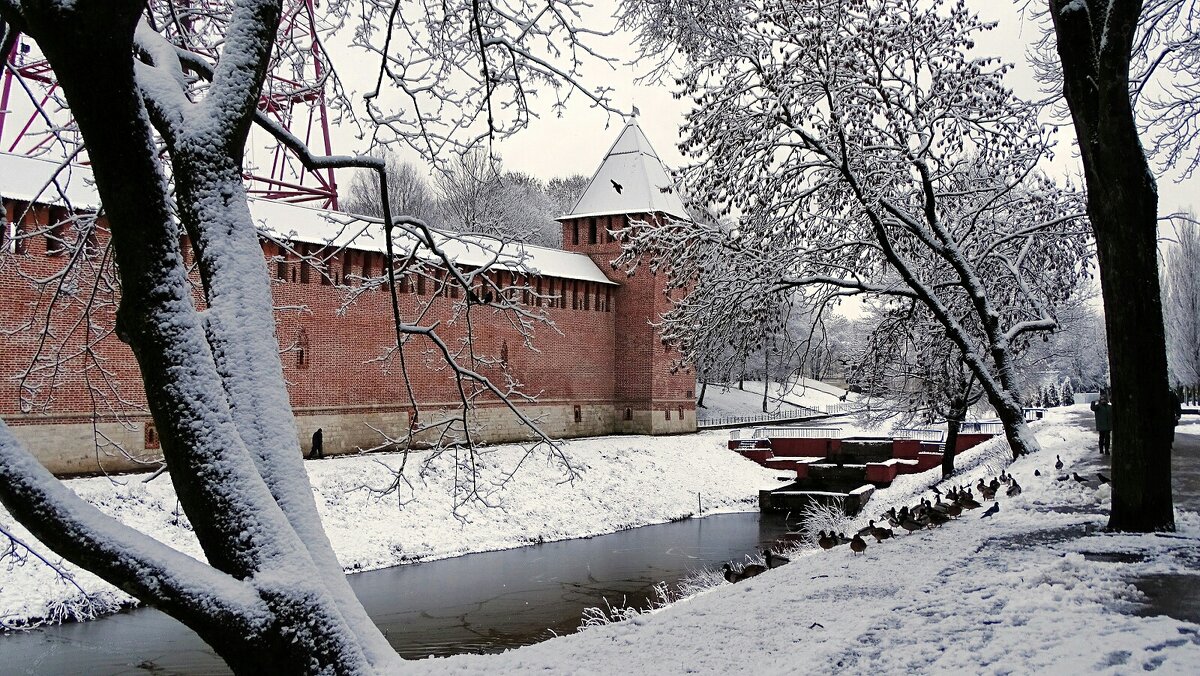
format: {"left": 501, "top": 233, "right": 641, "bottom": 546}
{"left": 2, "top": 512, "right": 792, "bottom": 675}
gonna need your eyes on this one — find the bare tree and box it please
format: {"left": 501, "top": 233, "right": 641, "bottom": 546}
{"left": 341, "top": 153, "right": 438, "bottom": 225}
{"left": 435, "top": 150, "right": 561, "bottom": 245}
{"left": 0, "top": 0, "right": 614, "bottom": 671}
{"left": 1164, "top": 216, "right": 1200, "bottom": 385}
{"left": 1047, "top": 0, "right": 1177, "bottom": 532}
{"left": 545, "top": 173, "right": 590, "bottom": 217}
{"left": 621, "top": 0, "right": 1092, "bottom": 459}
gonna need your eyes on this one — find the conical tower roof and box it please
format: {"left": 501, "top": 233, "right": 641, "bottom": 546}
{"left": 562, "top": 118, "right": 688, "bottom": 221}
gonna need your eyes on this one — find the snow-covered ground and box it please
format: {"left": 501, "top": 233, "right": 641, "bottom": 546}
{"left": 5, "top": 406, "right": 1200, "bottom": 675}
{"left": 408, "top": 405, "right": 1200, "bottom": 675}
{"left": 0, "top": 431, "right": 780, "bottom": 626}
{"left": 699, "top": 379, "right": 858, "bottom": 420}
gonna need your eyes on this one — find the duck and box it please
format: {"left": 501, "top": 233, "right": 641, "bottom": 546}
{"left": 1006, "top": 479, "right": 1022, "bottom": 497}
{"left": 988, "top": 477, "right": 1002, "bottom": 492}
{"left": 870, "top": 522, "right": 894, "bottom": 542}
{"left": 741, "top": 562, "right": 767, "bottom": 578}
{"left": 976, "top": 478, "right": 988, "bottom": 493}
{"left": 1055, "top": 455, "right": 1064, "bottom": 471}
{"left": 932, "top": 496, "right": 951, "bottom": 514}
{"left": 850, "top": 534, "right": 868, "bottom": 555}
{"left": 900, "top": 515, "right": 926, "bottom": 534}
{"left": 999, "top": 471, "right": 1011, "bottom": 485}
{"left": 925, "top": 508, "right": 950, "bottom": 526}
{"left": 980, "top": 484, "right": 997, "bottom": 501}
{"left": 818, "top": 531, "right": 836, "bottom": 550}
{"left": 722, "top": 563, "right": 742, "bottom": 584}
{"left": 1034, "top": 469, "right": 1041, "bottom": 477}
{"left": 836, "top": 532, "right": 852, "bottom": 546}
{"left": 764, "top": 549, "right": 790, "bottom": 568}
{"left": 959, "top": 491, "right": 982, "bottom": 510}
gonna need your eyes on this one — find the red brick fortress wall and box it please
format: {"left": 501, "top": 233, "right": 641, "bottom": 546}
{"left": 2, "top": 198, "right": 692, "bottom": 475}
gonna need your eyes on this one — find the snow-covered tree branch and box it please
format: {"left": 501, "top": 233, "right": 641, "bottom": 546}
{"left": 0, "top": 0, "right": 616, "bottom": 670}
{"left": 619, "top": 0, "right": 1092, "bottom": 458}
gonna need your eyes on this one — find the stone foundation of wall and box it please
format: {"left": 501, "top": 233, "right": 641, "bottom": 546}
{"left": 11, "top": 402, "right": 697, "bottom": 476}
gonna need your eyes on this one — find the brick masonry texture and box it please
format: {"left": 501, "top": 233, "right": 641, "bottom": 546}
{"left": 1, "top": 200, "right": 696, "bottom": 475}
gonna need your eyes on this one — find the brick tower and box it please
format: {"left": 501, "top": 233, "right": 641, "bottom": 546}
{"left": 558, "top": 118, "right": 696, "bottom": 434}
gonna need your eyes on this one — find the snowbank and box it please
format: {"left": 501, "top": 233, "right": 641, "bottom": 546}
{"left": 411, "top": 405, "right": 1200, "bottom": 675}
{"left": 0, "top": 431, "right": 779, "bottom": 626}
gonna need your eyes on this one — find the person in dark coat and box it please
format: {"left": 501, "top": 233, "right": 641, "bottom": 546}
{"left": 309, "top": 428, "right": 324, "bottom": 459}
{"left": 1168, "top": 388, "right": 1182, "bottom": 426}
{"left": 1090, "top": 392, "right": 1113, "bottom": 455}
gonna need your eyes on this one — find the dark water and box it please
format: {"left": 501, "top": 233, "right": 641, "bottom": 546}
{"left": 1, "top": 512, "right": 792, "bottom": 675}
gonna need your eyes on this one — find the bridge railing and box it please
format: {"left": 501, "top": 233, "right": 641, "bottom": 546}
{"left": 728, "top": 426, "right": 844, "bottom": 440}
{"left": 893, "top": 427, "right": 944, "bottom": 443}
{"left": 697, "top": 407, "right": 821, "bottom": 429}
{"left": 961, "top": 421, "right": 1004, "bottom": 435}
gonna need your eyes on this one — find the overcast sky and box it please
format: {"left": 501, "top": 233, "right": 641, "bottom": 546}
{"left": 321, "top": 2, "right": 1198, "bottom": 217}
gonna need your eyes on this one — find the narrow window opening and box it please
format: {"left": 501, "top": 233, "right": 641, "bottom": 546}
{"left": 573, "top": 405, "right": 582, "bottom": 423}
{"left": 9, "top": 201, "right": 28, "bottom": 254}
{"left": 416, "top": 273, "right": 426, "bottom": 295}
{"left": 46, "top": 207, "right": 69, "bottom": 255}
{"left": 144, "top": 422, "right": 160, "bottom": 450}
{"left": 605, "top": 287, "right": 612, "bottom": 312}
{"left": 297, "top": 328, "right": 310, "bottom": 369}
{"left": 624, "top": 407, "right": 633, "bottom": 421}
{"left": 341, "top": 251, "right": 353, "bottom": 285}
{"left": 665, "top": 408, "right": 672, "bottom": 421}
{"left": 276, "top": 243, "right": 288, "bottom": 280}
{"left": 572, "top": 221, "right": 580, "bottom": 246}
{"left": 299, "top": 244, "right": 311, "bottom": 284}
{"left": 588, "top": 217, "right": 597, "bottom": 245}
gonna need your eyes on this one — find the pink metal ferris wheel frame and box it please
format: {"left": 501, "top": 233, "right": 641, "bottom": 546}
{"left": 0, "top": 0, "right": 340, "bottom": 210}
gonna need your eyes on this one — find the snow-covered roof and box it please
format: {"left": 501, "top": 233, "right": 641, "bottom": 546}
{"left": 0, "top": 151, "right": 616, "bottom": 285}
{"left": 562, "top": 118, "right": 689, "bottom": 221}
{"left": 0, "top": 151, "right": 103, "bottom": 209}
{"left": 254, "top": 199, "right": 617, "bottom": 285}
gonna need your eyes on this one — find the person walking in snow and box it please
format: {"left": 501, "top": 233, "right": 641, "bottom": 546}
{"left": 309, "top": 427, "right": 324, "bottom": 459}
{"left": 1090, "top": 392, "right": 1113, "bottom": 455}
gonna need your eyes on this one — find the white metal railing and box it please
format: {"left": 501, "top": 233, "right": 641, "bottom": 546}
{"left": 961, "top": 421, "right": 1004, "bottom": 435}
{"left": 728, "top": 426, "right": 843, "bottom": 441}
{"left": 697, "top": 407, "right": 820, "bottom": 429}
{"left": 893, "top": 427, "right": 945, "bottom": 443}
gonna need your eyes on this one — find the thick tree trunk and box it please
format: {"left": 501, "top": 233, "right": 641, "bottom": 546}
{"left": 7, "top": 1, "right": 396, "bottom": 671}
{"left": 942, "top": 396, "right": 969, "bottom": 479}
{"left": 1051, "top": 0, "right": 1175, "bottom": 532}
